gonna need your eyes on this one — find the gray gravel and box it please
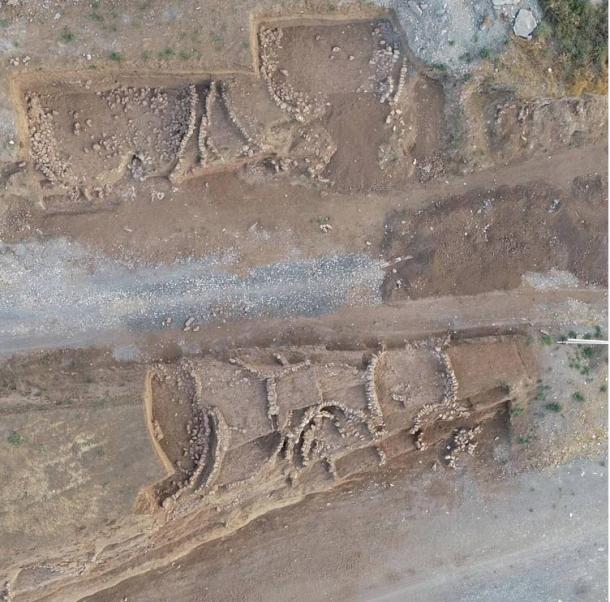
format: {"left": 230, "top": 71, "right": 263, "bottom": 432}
{"left": 369, "top": 457, "right": 608, "bottom": 602}
{"left": 523, "top": 269, "right": 583, "bottom": 290}
{"left": 372, "top": 0, "right": 541, "bottom": 74}
{"left": 0, "top": 238, "right": 385, "bottom": 349}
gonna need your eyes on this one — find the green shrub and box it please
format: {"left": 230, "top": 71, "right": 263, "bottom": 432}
{"left": 539, "top": 0, "right": 608, "bottom": 78}
{"left": 60, "top": 27, "right": 75, "bottom": 43}
{"left": 7, "top": 431, "right": 22, "bottom": 446}
{"left": 159, "top": 47, "right": 175, "bottom": 60}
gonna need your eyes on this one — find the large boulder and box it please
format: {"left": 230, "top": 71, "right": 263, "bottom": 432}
{"left": 514, "top": 8, "right": 538, "bottom": 39}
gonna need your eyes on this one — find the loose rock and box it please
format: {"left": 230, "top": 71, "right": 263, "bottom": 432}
{"left": 513, "top": 9, "right": 538, "bottom": 39}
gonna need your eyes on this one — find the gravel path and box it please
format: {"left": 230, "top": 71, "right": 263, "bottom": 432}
{"left": 0, "top": 238, "right": 385, "bottom": 347}
{"left": 373, "top": 0, "right": 541, "bottom": 74}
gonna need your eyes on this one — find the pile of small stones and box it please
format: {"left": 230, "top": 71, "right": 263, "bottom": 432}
{"left": 259, "top": 26, "right": 320, "bottom": 123}
{"left": 445, "top": 425, "right": 481, "bottom": 468}
{"left": 197, "top": 81, "right": 220, "bottom": 166}
{"left": 370, "top": 26, "right": 402, "bottom": 104}
{"left": 410, "top": 346, "right": 469, "bottom": 450}
{"left": 99, "top": 84, "right": 193, "bottom": 169}
{"left": 26, "top": 93, "right": 72, "bottom": 185}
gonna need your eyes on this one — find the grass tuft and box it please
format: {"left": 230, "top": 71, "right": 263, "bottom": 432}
{"left": 158, "top": 47, "right": 175, "bottom": 60}
{"left": 7, "top": 431, "right": 23, "bottom": 446}
{"left": 60, "top": 27, "right": 75, "bottom": 43}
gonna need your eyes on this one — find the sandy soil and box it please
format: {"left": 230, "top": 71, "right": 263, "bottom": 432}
{"left": 0, "top": 1, "right": 607, "bottom": 601}
{"left": 83, "top": 455, "right": 607, "bottom": 602}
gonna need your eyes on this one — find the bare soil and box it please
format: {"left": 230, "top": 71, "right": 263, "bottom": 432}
{"left": 0, "top": 2, "right": 607, "bottom": 602}
{"left": 382, "top": 177, "right": 608, "bottom": 299}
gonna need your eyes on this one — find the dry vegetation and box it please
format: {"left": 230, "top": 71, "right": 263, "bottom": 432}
{"left": 539, "top": 0, "right": 608, "bottom": 93}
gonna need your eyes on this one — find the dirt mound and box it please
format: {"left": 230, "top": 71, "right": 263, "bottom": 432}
{"left": 382, "top": 178, "right": 608, "bottom": 300}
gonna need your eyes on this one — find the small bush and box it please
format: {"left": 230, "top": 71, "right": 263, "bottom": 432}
{"left": 535, "top": 383, "right": 550, "bottom": 401}
{"left": 545, "top": 402, "right": 562, "bottom": 412}
{"left": 535, "top": 20, "right": 553, "bottom": 40}
{"left": 7, "top": 431, "right": 22, "bottom": 446}
{"left": 572, "top": 391, "right": 585, "bottom": 402}
{"left": 159, "top": 47, "right": 175, "bottom": 60}
{"left": 109, "top": 51, "right": 123, "bottom": 62}
{"left": 60, "top": 27, "right": 75, "bottom": 43}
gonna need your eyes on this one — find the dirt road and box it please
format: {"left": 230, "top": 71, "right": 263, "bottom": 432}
{"left": 1, "top": 286, "right": 605, "bottom": 356}
{"left": 84, "top": 455, "right": 607, "bottom": 602}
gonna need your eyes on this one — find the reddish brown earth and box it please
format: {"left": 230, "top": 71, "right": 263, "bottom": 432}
{"left": 0, "top": 4, "right": 607, "bottom": 602}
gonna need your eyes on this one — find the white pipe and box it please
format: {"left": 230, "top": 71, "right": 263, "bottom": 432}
{"left": 559, "top": 339, "right": 608, "bottom": 346}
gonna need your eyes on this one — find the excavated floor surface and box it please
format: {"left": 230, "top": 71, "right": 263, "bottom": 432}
{"left": 0, "top": 3, "right": 607, "bottom": 602}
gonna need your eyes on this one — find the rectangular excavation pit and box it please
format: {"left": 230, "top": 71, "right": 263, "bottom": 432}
{"left": 14, "top": 72, "right": 294, "bottom": 206}
{"left": 139, "top": 336, "right": 536, "bottom": 516}
{"left": 13, "top": 12, "right": 446, "bottom": 208}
